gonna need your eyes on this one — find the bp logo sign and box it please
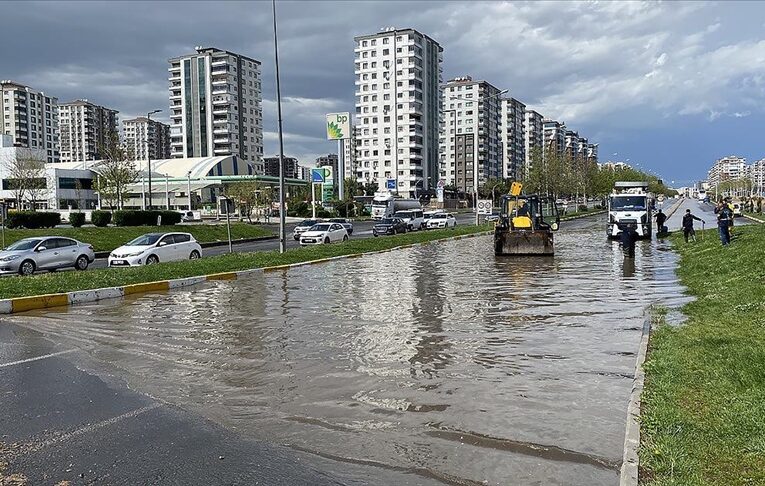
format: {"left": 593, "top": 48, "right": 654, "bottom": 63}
{"left": 326, "top": 112, "right": 350, "bottom": 140}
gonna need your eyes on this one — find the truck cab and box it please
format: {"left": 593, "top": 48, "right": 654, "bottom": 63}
{"left": 607, "top": 182, "right": 653, "bottom": 239}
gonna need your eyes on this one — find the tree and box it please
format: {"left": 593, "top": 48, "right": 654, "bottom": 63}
{"left": 2, "top": 148, "right": 47, "bottom": 210}
{"left": 362, "top": 182, "right": 377, "bottom": 196}
{"left": 96, "top": 132, "right": 137, "bottom": 209}
{"left": 225, "top": 181, "right": 261, "bottom": 223}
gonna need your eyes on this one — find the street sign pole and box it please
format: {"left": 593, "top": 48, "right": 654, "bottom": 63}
{"left": 338, "top": 139, "right": 344, "bottom": 201}
{"left": 312, "top": 182, "right": 316, "bottom": 218}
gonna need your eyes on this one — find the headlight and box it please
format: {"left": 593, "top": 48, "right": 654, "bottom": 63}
{"left": 125, "top": 251, "right": 144, "bottom": 257}
{"left": 0, "top": 255, "right": 21, "bottom": 262}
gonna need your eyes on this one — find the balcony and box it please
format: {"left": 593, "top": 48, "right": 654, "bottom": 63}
{"left": 211, "top": 79, "right": 228, "bottom": 86}
{"left": 211, "top": 69, "right": 228, "bottom": 76}
{"left": 213, "top": 147, "right": 231, "bottom": 155}
{"left": 211, "top": 59, "right": 228, "bottom": 67}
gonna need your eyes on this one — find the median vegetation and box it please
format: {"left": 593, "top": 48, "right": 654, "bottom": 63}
{"left": 640, "top": 224, "right": 765, "bottom": 485}
{"left": 1, "top": 224, "right": 274, "bottom": 252}
{"left": 0, "top": 224, "right": 492, "bottom": 300}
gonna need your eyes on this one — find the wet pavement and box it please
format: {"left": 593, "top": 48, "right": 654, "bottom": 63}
{"left": 1, "top": 213, "right": 691, "bottom": 485}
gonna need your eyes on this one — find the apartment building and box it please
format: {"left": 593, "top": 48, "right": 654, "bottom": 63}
{"left": 58, "top": 99, "right": 118, "bottom": 162}
{"left": 123, "top": 117, "right": 171, "bottom": 160}
{"left": 564, "top": 130, "right": 580, "bottom": 159}
{"left": 500, "top": 97, "right": 526, "bottom": 181}
{"left": 344, "top": 124, "right": 358, "bottom": 180}
{"left": 707, "top": 155, "right": 747, "bottom": 187}
{"left": 542, "top": 119, "right": 566, "bottom": 158}
{"left": 0, "top": 80, "right": 59, "bottom": 163}
{"left": 587, "top": 143, "right": 599, "bottom": 162}
{"left": 354, "top": 28, "right": 443, "bottom": 197}
{"left": 168, "top": 46, "right": 263, "bottom": 172}
{"left": 523, "top": 109, "right": 543, "bottom": 178}
{"left": 438, "top": 76, "right": 502, "bottom": 192}
{"left": 263, "top": 155, "right": 300, "bottom": 179}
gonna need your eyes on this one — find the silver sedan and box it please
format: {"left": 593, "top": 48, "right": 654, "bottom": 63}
{"left": 0, "top": 237, "right": 96, "bottom": 276}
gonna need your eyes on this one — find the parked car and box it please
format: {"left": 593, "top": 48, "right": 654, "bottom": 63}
{"left": 299, "top": 223, "right": 349, "bottom": 245}
{"left": 329, "top": 218, "right": 353, "bottom": 235}
{"left": 108, "top": 232, "right": 202, "bottom": 267}
{"left": 373, "top": 217, "right": 408, "bottom": 236}
{"left": 393, "top": 209, "right": 425, "bottom": 231}
{"left": 293, "top": 219, "right": 321, "bottom": 240}
{"left": 426, "top": 212, "right": 457, "bottom": 229}
{"left": 0, "top": 237, "right": 95, "bottom": 276}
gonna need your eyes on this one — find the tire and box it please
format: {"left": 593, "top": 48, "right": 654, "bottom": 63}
{"left": 324, "top": 237, "right": 330, "bottom": 244}
{"left": 374, "top": 233, "right": 378, "bottom": 237}
{"left": 189, "top": 250, "right": 201, "bottom": 260}
{"left": 75, "top": 255, "right": 89, "bottom": 271}
{"left": 19, "top": 260, "right": 35, "bottom": 276}
{"left": 146, "top": 255, "right": 159, "bottom": 265}
{"left": 343, "top": 235, "right": 348, "bottom": 242}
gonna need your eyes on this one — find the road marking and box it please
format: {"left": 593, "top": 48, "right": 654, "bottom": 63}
{"left": 0, "top": 349, "right": 76, "bottom": 368}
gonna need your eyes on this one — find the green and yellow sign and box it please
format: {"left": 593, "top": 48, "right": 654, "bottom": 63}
{"left": 326, "top": 112, "right": 350, "bottom": 140}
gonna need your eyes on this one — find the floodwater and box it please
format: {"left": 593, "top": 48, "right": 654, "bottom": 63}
{"left": 8, "top": 218, "right": 689, "bottom": 485}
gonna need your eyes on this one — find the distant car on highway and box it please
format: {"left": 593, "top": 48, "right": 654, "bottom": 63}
{"left": 426, "top": 212, "right": 457, "bottom": 229}
{"left": 0, "top": 237, "right": 95, "bottom": 276}
{"left": 293, "top": 219, "right": 321, "bottom": 240}
{"left": 329, "top": 218, "right": 353, "bottom": 235}
{"left": 372, "top": 217, "right": 408, "bottom": 236}
{"left": 299, "top": 223, "right": 349, "bottom": 245}
{"left": 108, "top": 232, "right": 201, "bottom": 267}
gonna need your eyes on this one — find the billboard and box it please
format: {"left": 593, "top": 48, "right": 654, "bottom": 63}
{"left": 326, "top": 112, "right": 351, "bottom": 140}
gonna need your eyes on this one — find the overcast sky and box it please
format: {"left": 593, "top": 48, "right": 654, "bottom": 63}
{"left": 4, "top": 1, "right": 765, "bottom": 185}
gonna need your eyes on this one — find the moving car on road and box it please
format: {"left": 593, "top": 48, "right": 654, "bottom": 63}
{"left": 109, "top": 232, "right": 202, "bottom": 267}
{"left": 393, "top": 209, "right": 425, "bottom": 231}
{"left": 426, "top": 213, "right": 457, "bottom": 229}
{"left": 293, "top": 219, "right": 321, "bottom": 240}
{"left": 0, "top": 237, "right": 95, "bottom": 276}
{"left": 299, "top": 223, "right": 349, "bottom": 246}
{"left": 372, "top": 218, "right": 408, "bottom": 236}
{"left": 329, "top": 218, "right": 354, "bottom": 235}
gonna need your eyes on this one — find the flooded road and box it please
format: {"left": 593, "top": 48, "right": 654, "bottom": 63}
{"left": 5, "top": 216, "right": 689, "bottom": 485}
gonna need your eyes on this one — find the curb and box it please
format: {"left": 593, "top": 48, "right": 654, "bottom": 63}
{"left": 619, "top": 311, "right": 653, "bottom": 485}
{"left": 92, "top": 235, "right": 278, "bottom": 259}
{"left": 663, "top": 198, "right": 684, "bottom": 219}
{"left": 743, "top": 214, "right": 765, "bottom": 224}
{"left": 0, "top": 230, "right": 493, "bottom": 316}
{"left": 560, "top": 209, "right": 607, "bottom": 222}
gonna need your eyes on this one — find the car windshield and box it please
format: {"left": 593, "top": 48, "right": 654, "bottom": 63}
{"left": 310, "top": 224, "right": 331, "bottom": 231}
{"left": 127, "top": 234, "right": 162, "bottom": 246}
{"left": 393, "top": 212, "right": 410, "bottom": 218}
{"left": 432, "top": 214, "right": 446, "bottom": 219}
{"left": 299, "top": 220, "right": 318, "bottom": 227}
{"left": 329, "top": 219, "right": 345, "bottom": 223}
{"left": 5, "top": 239, "right": 42, "bottom": 251}
{"left": 380, "top": 218, "right": 397, "bottom": 224}
{"left": 611, "top": 196, "right": 646, "bottom": 210}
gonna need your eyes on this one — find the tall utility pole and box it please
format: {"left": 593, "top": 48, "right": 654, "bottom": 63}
{"left": 272, "top": 0, "right": 286, "bottom": 253}
{"left": 146, "top": 109, "right": 161, "bottom": 210}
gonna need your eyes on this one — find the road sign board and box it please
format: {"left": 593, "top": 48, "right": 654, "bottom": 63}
{"left": 437, "top": 179, "right": 445, "bottom": 188}
{"left": 386, "top": 179, "right": 396, "bottom": 190}
{"left": 311, "top": 168, "right": 325, "bottom": 183}
{"left": 477, "top": 199, "right": 493, "bottom": 214}
{"left": 510, "top": 182, "right": 523, "bottom": 196}
{"left": 326, "top": 112, "right": 351, "bottom": 140}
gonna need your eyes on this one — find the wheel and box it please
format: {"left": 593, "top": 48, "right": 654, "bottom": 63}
{"left": 19, "top": 260, "right": 35, "bottom": 276}
{"left": 392, "top": 229, "right": 397, "bottom": 235}
{"left": 189, "top": 250, "right": 201, "bottom": 260}
{"left": 75, "top": 255, "right": 89, "bottom": 271}
{"left": 146, "top": 255, "right": 159, "bottom": 265}
{"left": 373, "top": 233, "right": 378, "bottom": 237}
{"left": 343, "top": 235, "right": 348, "bottom": 242}
{"left": 324, "top": 237, "right": 330, "bottom": 244}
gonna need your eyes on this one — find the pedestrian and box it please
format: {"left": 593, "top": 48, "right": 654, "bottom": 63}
{"left": 620, "top": 222, "right": 638, "bottom": 258}
{"left": 714, "top": 201, "right": 732, "bottom": 246}
{"left": 682, "top": 209, "right": 704, "bottom": 243}
{"left": 655, "top": 209, "right": 667, "bottom": 236}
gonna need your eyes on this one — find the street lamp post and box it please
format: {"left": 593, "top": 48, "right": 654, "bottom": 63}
{"left": 146, "top": 109, "right": 161, "bottom": 210}
{"left": 187, "top": 170, "right": 193, "bottom": 211}
{"left": 272, "top": 0, "right": 287, "bottom": 253}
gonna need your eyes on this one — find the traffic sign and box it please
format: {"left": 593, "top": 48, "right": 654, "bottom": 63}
{"left": 386, "top": 179, "right": 396, "bottom": 190}
{"left": 510, "top": 182, "right": 523, "bottom": 196}
{"left": 437, "top": 179, "right": 445, "bottom": 188}
{"left": 477, "top": 199, "right": 493, "bottom": 214}
{"left": 311, "top": 168, "right": 325, "bottom": 183}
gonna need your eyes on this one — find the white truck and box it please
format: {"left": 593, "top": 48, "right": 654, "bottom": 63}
{"left": 607, "top": 181, "right": 654, "bottom": 239}
{"left": 371, "top": 193, "right": 421, "bottom": 220}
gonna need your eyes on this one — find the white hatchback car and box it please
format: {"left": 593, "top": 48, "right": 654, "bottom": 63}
{"left": 299, "top": 223, "right": 349, "bottom": 246}
{"left": 109, "top": 232, "right": 202, "bottom": 267}
{"left": 426, "top": 213, "right": 457, "bottom": 229}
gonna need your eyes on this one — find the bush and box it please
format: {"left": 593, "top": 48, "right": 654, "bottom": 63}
{"left": 113, "top": 210, "right": 182, "bottom": 227}
{"left": 577, "top": 205, "right": 589, "bottom": 212}
{"left": 6, "top": 211, "right": 61, "bottom": 229}
{"left": 315, "top": 208, "right": 332, "bottom": 218}
{"left": 91, "top": 210, "right": 112, "bottom": 227}
{"left": 69, "top": 212, "right": 85, "bottom": 228}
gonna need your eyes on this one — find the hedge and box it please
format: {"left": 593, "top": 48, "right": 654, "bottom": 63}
{"left": 69, "top": 212, "right": 86, "bottom": 228}
{"left": 6, "top": 211, "right": 61, "bottom": 229}
{"left": 112, "top": 210, "right": 182, "bottom": 227}
{"left": 91, "top": 210, "right": 112, "bottom": 227}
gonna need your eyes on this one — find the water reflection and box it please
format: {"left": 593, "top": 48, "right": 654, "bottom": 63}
{"left": 9, "top": 219, "right": 689, "bottom": 485}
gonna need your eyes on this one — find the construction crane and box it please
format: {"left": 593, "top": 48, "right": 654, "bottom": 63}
{"left": 494, "top": 183, "right": 561, "bottom": 256}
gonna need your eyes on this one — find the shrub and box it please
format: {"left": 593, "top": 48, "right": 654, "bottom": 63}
{"left": 577, "top": 205, "right": 589, "bottom": 212}
{"left": 113, "top": 210, "right": 181, "bottom": 227}
{"left": 315, "top": 208, "right": 332, "bottom": 218}
{"left": 69, "top": 212, "right": 86, "bottom": 228}
{"left": 91, "top": 210, "right": 112, "bottom": 227}
{"left": 5, "top": 211, "right": 61, "bottom": 229}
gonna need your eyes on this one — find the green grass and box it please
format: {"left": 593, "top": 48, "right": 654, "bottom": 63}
{"left": 640, "top": 224, "right": 765, "bottom": 485}
{"left": 0, "top": 224, "right": 274, "bottom": 252}
{"left": 0, "top": 224, "right": 492, "bottom": 300}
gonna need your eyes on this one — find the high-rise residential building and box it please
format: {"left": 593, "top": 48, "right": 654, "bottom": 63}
{"left": 587, "top": 143, "right": 598, "bottom": 162}
{"left": 0, "top": 80, "right": 59, "bottom": 163}
{"left": 168, "top": 46, "right": 263, "bottom": 171}
{"left": 263, "top": 155, "right": 300, "bottom": 179}
{"left": 354, "top": 28, "right": 443, "bottom": 197}
{"left": 564, "top": 130, "right": 580, "bottom": 159}
{"left": 344, "top": 124, "right": 358, "bottom": 180}
{"left": 316, "top": 154, "right": 339, "bottom": 190}
{"left": 523, "top": 109, "right": 543, "bottom": 178}
{"left": 58, "top": 100, "right": 118, "bottom": 162}
{"left": 751, "top": 158, "right": 765, "bottom": 196}
{"left": 123, "top": 117, "right": 171, "bottom": 161}
{"left": 500, "top": 97, "right": 526, "bottom": 181}
{"left": 439, "top": 76, "right": 502, "bottom": 192}
{"left": 707, "top": 155, "right": 747, "bottom": 187}
{"left": 542, "top": 119, "right": 566, "bottom": 158}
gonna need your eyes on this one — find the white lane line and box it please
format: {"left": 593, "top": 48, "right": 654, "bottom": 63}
{"left": 0, "top": 349, "right": 76, "bottom": 369}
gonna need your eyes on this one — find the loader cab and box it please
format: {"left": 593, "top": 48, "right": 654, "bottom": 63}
{"left": 500, "top": 195, "right": 560, "bottom": 231}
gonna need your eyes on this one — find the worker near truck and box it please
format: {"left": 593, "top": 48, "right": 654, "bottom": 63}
{"left": 619, "top": 222, "right": 639, "bottom": 258}
{"left": 682, "top": 209, "right": 704, "bottom": 243}
{"left": 655, "top": 209, "right": 667, "bottom": 236}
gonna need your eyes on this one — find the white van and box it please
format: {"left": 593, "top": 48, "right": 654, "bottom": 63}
{"left": 393, "top": 209, "right": 425, "bottom": 231}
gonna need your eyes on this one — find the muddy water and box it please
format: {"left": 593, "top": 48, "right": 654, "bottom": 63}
{"left": 9, "top": 219, "right": 689, "bottom": 485}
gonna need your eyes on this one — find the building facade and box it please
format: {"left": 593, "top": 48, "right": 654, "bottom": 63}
{"left": 58, "top": 99, "right": 118, "bottom": 163}
{"left": 354, "top": 28, "right": 443, "bottom": 197}
{"left": 263, "top": 156, "right": 300, "bottom": 179}
{"left": 168, "top": 47, "right": 263, "bottom": 172}
{"left": 123, "top": 117, "right": 171, "bottom": 161}
{"left": 542, "top": 119, "right": 566, "bottom": 158}
{"left": 500, "top": 97, "right": 526, "bottom": 181}
{"left": 438, "top": 76, "right": 502, "bottom": 192}
{"left": 707, "top": 155, "right": 747, "bottom": 187}
{"left": 0, "top": 80, "right": 59, "bottom": 163}
{"left": 523, "top": 109, "right": 543, "bottom": 179}
{"left": 344, "top": 124, "right": 358, "bottom": 180}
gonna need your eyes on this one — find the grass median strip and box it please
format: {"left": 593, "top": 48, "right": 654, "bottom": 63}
{"left": 1, "top": 224, "right": 274, "bottom": 252}
{"left": 0, "top": 225, "right": 493, "bottom": 300}
{"left": 640, "top": 225, "right": 765, "bottom": 485}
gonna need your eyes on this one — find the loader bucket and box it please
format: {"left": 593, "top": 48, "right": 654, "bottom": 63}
{"left": 494, "top": 229, "right": 554, "bottom": 256}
